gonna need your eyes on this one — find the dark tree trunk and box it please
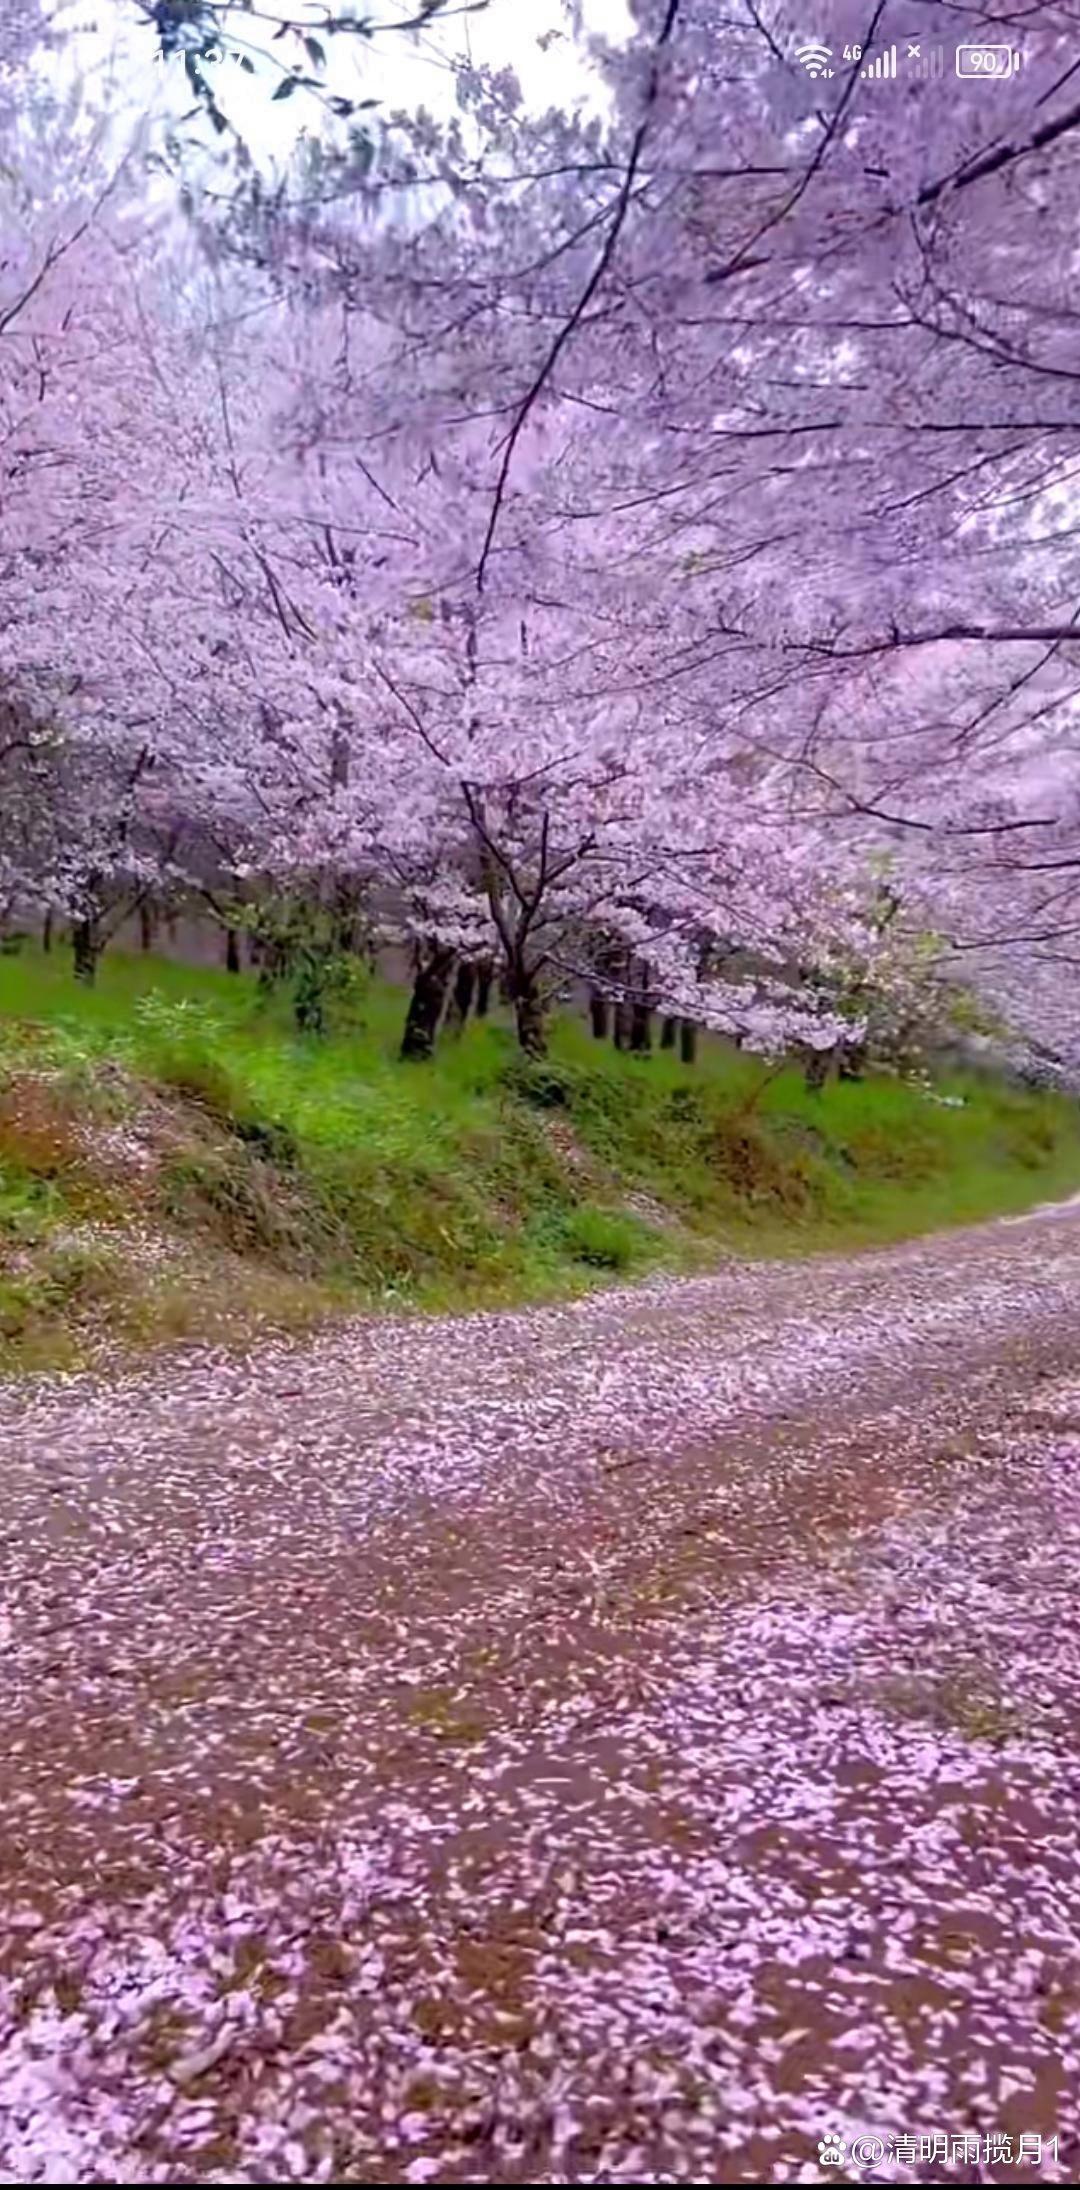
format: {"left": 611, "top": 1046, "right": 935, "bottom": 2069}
{"left": 332, "top": 886, "right": 359, "bottom": 957}
{"left": 514, "top": 983, "right": 547, "bottom": 1058}
{"left": 613, "top": 1000, "right": 633, "bottom": 1051}
{"left": 838, "top": 1041, "right": 866, "bottom": 1082}
{"left": 138, "top": 901, "right": 155, "bottom": 954}
{"left": 589, "top": 991, "right": 610, "bottom": 1041}
{"left": 445, "top": 960, "right": 476, "bottom": 1035}
{"left": 804, "top": 1045, "right": 834, "bottom": 1092}
{"left": 42, "top": 909, "right": 53, "bottom": 955}
{"left": 225, "top": 927, "right": 241, "bottom": 974}
{"left": 400, "top": 946, "right": 456, "bottom": 1061}
{"left": 474, "top": 961, "right": 494, "bottom": 1018}
{"left": 660, "top": 1015, "right": 678, "bottom": 1050}
{"left": 72, "top": 917, "right": 100, "bottom": 987}
{"left": 629, "top": 1002, "right": 653, "bottom": 1055}
{"left": 679, "top": 1020, "right": 698, "bottom": 1066}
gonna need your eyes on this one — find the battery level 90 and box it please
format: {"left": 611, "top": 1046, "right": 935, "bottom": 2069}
{"left": 955, "top": 44, "right": 1022, "bottom": 78}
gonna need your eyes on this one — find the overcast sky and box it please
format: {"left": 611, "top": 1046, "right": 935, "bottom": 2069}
{"left": 41, "top": 0, "right": 634, "bottom": 171}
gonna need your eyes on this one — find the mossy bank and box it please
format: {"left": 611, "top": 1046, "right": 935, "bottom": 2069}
{"left": 1, "top": 948, "right": 1078, "bottom": 1375}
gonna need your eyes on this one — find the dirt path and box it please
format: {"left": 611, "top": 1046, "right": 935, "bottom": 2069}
{"left": 5, "top": 1201, "right": 1080, "bottom": 2182}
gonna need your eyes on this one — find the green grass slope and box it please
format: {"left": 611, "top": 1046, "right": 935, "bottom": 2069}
{"left": 0, "top": 947, "right": 1077, "bottom": 1374}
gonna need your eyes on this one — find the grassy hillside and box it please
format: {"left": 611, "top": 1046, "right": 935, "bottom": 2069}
{"left": 0, "top": 946, "right": 1078, "bottom": 1374}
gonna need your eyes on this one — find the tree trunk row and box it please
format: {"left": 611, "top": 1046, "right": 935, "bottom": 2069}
{"left": 400, "top": 951, "right": 497, "bottom": 1059}
{"left": 591, "top": 987, "right": 697, "bottom": 1064}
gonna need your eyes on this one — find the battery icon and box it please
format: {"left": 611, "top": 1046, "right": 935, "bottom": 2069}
{"left": 956, "top": 44, "right": 1021, "bottom": 77}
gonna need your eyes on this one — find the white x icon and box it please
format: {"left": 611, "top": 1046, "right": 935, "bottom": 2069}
{"left": 907, "top": 42, "right": 921, "bottom": 56}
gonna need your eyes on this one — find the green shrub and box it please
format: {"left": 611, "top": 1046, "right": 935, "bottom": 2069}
{"left": 666, "top": 1086, "right": 707, "bottom": 1127}
{"left": 153, "top": 1048, "right": 243, "bottom": 1122}
{"left": 0, "top": 1240, "right": 119, "bottom": 1338}
{"left": 501, "top": 1056, "right": 584, "bottom": 1110}
{"left": 39, "top": 1240, "right": 122, "bottom": 1308}
{"left": 838, "top": 1118, "right": 945, "bottom": 1185}
{"left": 0, "top": 1274, "right": 37, "bottom": 1339}
{"left": 292, "top": 949, "right": 369, "bottom": 1040}
{"left": 147, "top": 1033, "right": 300, "bottom": 1167}
{"left": 158, "top": 1147, "right": 321, "bottom": 1267}
{"left": 558, "top": 1205, "right": 649, "bottom": 1271}
{"left": 233, "top": 1116, "right": 300, "bottom": 1167}
{"left": 133, "top": 993, "right": 226, "bottom": 1047}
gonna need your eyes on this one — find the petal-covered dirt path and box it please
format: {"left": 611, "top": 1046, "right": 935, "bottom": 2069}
{"left": 6, "top": 1201, "right": 1080, "bottom": 2182}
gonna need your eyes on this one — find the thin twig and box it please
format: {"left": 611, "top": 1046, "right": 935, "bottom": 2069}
{"left": 475, "top": 0, "right": 683, "bottom": 591}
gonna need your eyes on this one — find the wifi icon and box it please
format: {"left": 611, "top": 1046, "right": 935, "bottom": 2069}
{"left": 795, "top": 41, "right": 834, "bottom": 78}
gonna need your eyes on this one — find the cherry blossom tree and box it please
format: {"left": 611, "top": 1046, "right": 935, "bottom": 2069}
{"left": 236, "top": 326, "right": 876, "bottom": 1060}
{"left": 240, "top": 0, "right": 1080, "bottom": 1050}
{"left": 9, "top": 0, "right": 1080, "bottom": 1070}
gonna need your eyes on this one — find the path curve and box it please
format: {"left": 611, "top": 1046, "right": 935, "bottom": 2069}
{"left": 5, "top": 1202, "right": 1080, "bottom": 2181}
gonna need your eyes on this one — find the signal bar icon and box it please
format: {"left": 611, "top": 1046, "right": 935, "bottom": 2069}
{"left": 907, "top": 44, "right": 945, "bottom": 78}
{"left": 860, "top": 43, "right": 897, "bottom": 79}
